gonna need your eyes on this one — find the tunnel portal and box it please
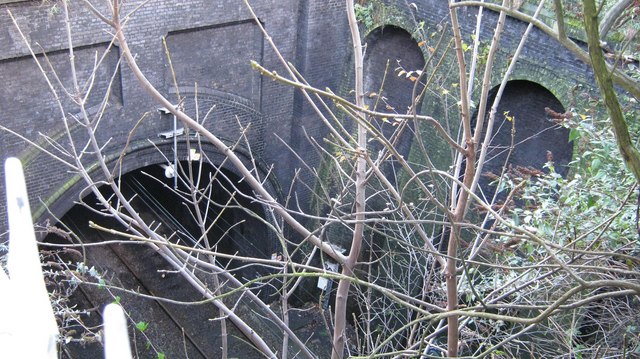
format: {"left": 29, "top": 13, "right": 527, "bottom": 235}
{"left": 475, "top": 80, "right": 573, "bottom": 201}
{"left": 44, "top": 159, "right": 277, "bottom": 357}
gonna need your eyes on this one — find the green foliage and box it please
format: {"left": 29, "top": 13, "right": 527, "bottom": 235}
{"left": 492, "top": 109, "right": 637, "bottom": 252}
{"left": 482, "top": 109, "right": 640, "bottom": 356}
{"left": 354, "top": 3, "right": 374, "bottom": 28}
{"left": 353, "top": 1, "right": 407, "bottom": 31}
{"left": 136, "top": 321, "right": 150, "bottom": 333}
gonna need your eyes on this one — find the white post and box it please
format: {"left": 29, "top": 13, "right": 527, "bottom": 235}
{"left": 1, "top": 158, "right": 134, "bottom": 358}
{"left": 2, "top": 158, "right": 58, "bottom": 359}
{"left": 104, "top": 303, "right": 133, "bottom": 359}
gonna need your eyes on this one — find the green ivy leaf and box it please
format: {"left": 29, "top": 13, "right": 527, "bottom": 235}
{"left": 136, "top": 321, "right": 149, "bottom": 332}
{"left": 569, "top": 128, "right": 581, "bottom": 141}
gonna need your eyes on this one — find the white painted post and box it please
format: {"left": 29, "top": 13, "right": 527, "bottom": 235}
{"left": 1, "top": 158, "right": 132, "bottom": 358}
{"left": 104, "top": 303, "right": 133, "bottom": 359}
{"left": 1, "top": 158, "right": 58, "bottom": 359}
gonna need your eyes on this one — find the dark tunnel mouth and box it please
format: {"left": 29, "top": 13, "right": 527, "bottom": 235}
{"left": 472, "top": 80, "right": 573, "bottom": 202}
{"left": 122, "top": 161, "right": 270, "bottom": 257}
{"left": 47, "top": 160, "right": 276, "bottom": 291}
{"left": 40, "top": 161, "right": 280, "bottom": 356}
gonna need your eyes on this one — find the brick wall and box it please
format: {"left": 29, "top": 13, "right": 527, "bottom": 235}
{"left": 0, "top": 0, "right": 301, "bottom": 233}
{"left": 0, "top": 0, "right": 607, "bottom": 235}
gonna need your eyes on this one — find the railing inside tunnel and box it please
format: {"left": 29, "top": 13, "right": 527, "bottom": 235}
{"left": 0, "top": 158, "right": 132, "bottom": 359}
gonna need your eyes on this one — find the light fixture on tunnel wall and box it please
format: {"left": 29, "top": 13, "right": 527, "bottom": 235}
{"left": 160, "top": 164, "right": 176, "bottom": 179}
{"left": 157, "top": 105, "right": 180, "bottom": 189}
{"left": 157, "top": 128, "right": 185, "bottom": 139}
{"left": 189, "top": 148, "right": 201, "bottom": 161}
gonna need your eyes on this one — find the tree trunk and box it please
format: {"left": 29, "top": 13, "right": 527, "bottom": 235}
{"left": 583, "top": 0, "right": 640, "bottom": 183}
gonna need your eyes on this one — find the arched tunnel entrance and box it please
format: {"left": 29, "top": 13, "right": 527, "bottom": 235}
{"left": 475, "top": 80, "right": 573, "bottom": 201}
{"left": 363, "top": 26, "right": 426, "bottom": 184}
{"left": 44, "top": 158, "right": 278, "bottom": 358}
{"left": 117, "top": 160, "right": 274, "bottom": 273}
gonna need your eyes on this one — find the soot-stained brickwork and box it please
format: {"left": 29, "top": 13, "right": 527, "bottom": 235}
{"left": 0, "top": 0, "right": 306, "bottom": 232}
{"left": 164, "top": 21, "right": 263, "bottom": 106}
{"left": 0, "top": 0, "right": 602, "bottom": 234}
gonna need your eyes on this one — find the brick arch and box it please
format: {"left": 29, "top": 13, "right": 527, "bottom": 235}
{"left": 41, "top": 139, "right": 282, "bottom": 353}
{"left": 28, "top": 84, "right": 271, "bottom": 226}
{"left": 363, "top": 25, "right": 425, "bottom": 113}
{"left": 36, "top": 139, "right": 282, "bottom": 232}
{"left": 505, "top": 67, "right": 586, "bottom": 116}
{"left": 169, "top": 86, "right": 266, "bottom": 154}
{"left": 475, "top": 80, "right": 573, "bottom": 199}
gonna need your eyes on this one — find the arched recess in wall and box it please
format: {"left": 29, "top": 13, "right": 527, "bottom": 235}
{"left": 474, "top": 80, "right": 572, "bottom": 201}
{"left": 363, "top": 26, "right": 426, "bottom": 181}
